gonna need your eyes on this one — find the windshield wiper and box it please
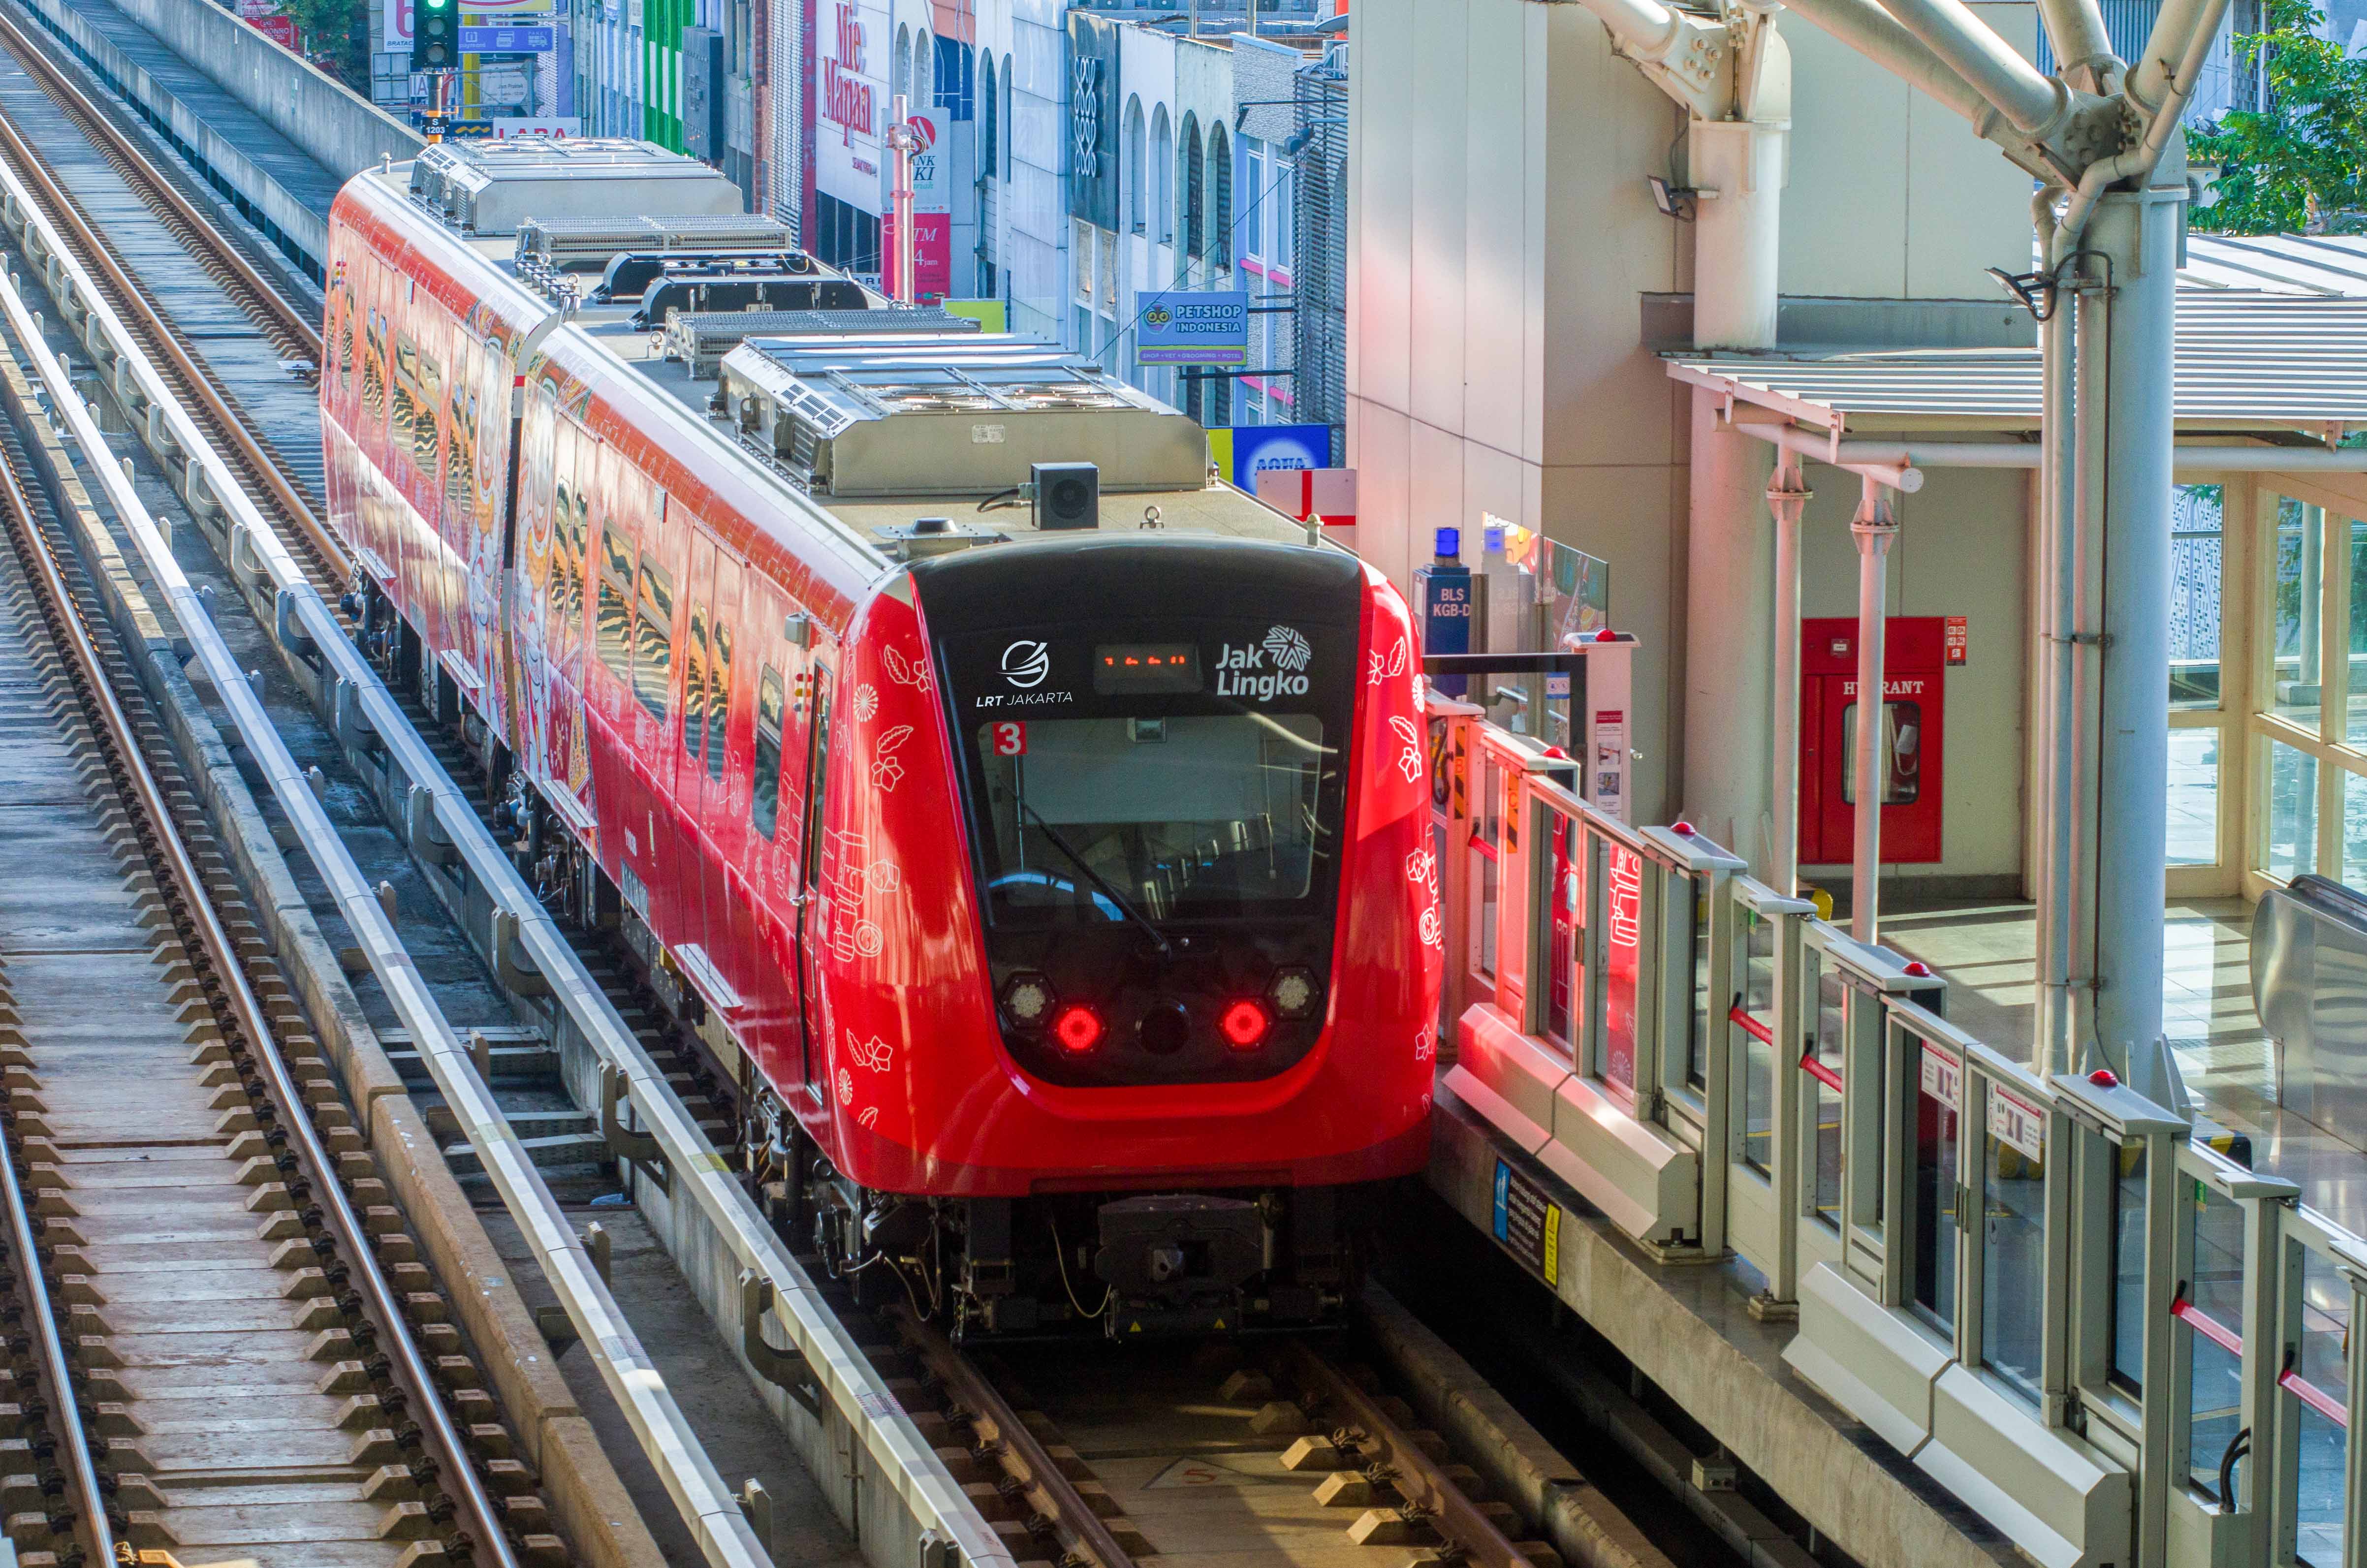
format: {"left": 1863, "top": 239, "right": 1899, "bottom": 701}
{"left": 1018, "top": 800, "right": 1173, "bottom": 956}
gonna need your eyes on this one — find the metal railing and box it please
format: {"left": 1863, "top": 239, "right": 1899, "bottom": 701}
{"left": 1428, "top": 693, "right": 2367, "bottom": 1568}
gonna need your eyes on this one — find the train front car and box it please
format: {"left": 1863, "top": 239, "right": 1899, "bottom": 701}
{"left": 808, "top": 536, "right": 1441, "bottom": 1336}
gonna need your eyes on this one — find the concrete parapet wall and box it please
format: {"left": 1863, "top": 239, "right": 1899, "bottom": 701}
{"left": 44, "top": 0, "right": 414, "bottom": 177}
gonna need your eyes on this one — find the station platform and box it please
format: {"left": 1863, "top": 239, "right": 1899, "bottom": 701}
{"left": 1424, "top": 703, "right": 2359, "bottom": 1568}
{"left": 1882, "top": 895, "right": 2367, "bottom": 1237}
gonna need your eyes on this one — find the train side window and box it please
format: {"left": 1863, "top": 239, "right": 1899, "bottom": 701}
{"left": 337, "top": 283, "right": 356, "bottom": 400}
{"left": 391, "top": 332, "right": 418, "bottom": 458}
{"left": 708, "top": 614, "right": 734, "bottom": 781}
{"left": 683, "top": 604, "right": 710, "bottom": 761}
{"left": 359, "top": 310, "right": 383, "bottom": 423}
{"left": 414, "top": 342, "right": 443, "bottom": 474}
{"left": 633, "top": 555, "right": 673, "bottom": 722}
{"left": 752, "top": 665, "right": 785, "bottom": 838}
{"left": 596, "top": 521, "right": 633, "bottom": 685}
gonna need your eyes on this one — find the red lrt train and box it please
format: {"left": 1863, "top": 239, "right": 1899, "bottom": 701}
{"left": 321, "top": 140, "right": 1441, "bottom": 1333}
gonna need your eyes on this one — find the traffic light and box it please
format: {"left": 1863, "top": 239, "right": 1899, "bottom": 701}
{"left": 411, "top": 0, "right": 455, "bottom": 72}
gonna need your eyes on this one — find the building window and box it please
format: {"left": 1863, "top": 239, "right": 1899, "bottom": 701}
{"left": 1152, "top": 107, "right": 1173, "bottom": 244}
{"left": 1208, "top": 122, "right": 1232, "bottom": 268}
{"left": 1182, "top": 114, "right": 1203, "bottom": 260}
{"left": 1242, "top": 137, "right": 1264, "bottom": 264}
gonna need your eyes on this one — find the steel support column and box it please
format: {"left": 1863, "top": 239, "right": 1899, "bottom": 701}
{"left": 1768, "top": 458, "right": 1812, "bottom": 896}
{"left": 1850, "top": 478, "right": 1897, "bottom": 943}
{"left": 2078, "top": 185, "right": 2183, "bottom": 1074}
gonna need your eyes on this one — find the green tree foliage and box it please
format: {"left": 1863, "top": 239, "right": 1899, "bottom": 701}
{"left": 2189, "top": 0, "right": 2367, "bottom": 234}
{"left": 274, "top": 0, "right": 370, "bottom": 92}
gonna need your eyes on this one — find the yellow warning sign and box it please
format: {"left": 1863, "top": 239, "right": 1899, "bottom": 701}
{"left": 1542, "top": 1204, "right": 1561, "bottom": 1287}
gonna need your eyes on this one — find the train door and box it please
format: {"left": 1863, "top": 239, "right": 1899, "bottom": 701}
{"left": 700, "top": 550, "right": 747, "bottom": 1014}
{"left": 586, "top": 448, "right": 642, "bottom": 891}
{"left": 621, "top": 483, "right": 685, "bottom": 935}
{"left": 670, "top": 529, "right": 718, "bottom": 953}
{"left": 736, "top": 573, "right": 813, "bottom": 1098}
{"left": 792, "top": 641, "right": 832, "bottom": 1097}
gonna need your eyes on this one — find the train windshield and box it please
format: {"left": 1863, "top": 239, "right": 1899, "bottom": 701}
{"left": 970, "top": 713, "right": 1333, "bottom": 923}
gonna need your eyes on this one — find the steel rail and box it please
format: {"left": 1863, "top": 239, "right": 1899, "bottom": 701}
{"left": 0, "top": 454, "right": 115, "bottom": 1559}
{"left": 1278, "top": 1339, "right": 1546, "bottom": 1568}
{"left": 0, "top": 12, "right": 346, "bottom": 583}
{"left": 0, "top": 327, "right": 522, "bottom": 1568}
{"left": 890, "top": 1304, "right": 1138, "bottom": 1568}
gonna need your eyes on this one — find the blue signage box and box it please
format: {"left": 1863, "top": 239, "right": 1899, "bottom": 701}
{"left": 1137, "top": 289, "right": 1247, "bottom": 366}
{"left": 459, "top": 24, "right": 555, "bottom": 50}
{"left": 1414, "top": 529, "right": 1473, "bottom": 697}
{"left": 1230, "top": 422, "right": 1331, "bottom": 490}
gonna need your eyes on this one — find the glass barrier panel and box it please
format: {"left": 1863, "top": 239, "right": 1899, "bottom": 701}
{"left": 2182, "top": 1181, "right": 2248, "bottom": 1494}
{"left": 1739, "top": 903, "right": 1776, "bottom": 1175}
{"left": 1474, "top": 756, "right": 1502, "bottom": 984}
{"left": 1686, "top": 873, "right": 1710, "bottom": 1091}
{"left": 1601, "top": 839, "right": 1643, "bottom": 1100}
{"left": 2110, "top": 1142, "right": 2148, "bottom": 1396}
{"left": 1981, "top": 1076, "right": 2047, "bottom": 1405}
{"left": 2288, "top": 1245, "right": 2351, "bottom": 1566}
{"left": 1810, "top": 952, "right": 1847, "bottom": 1232}
{"left": 1910, "top": 1039, "right": 1963, "bottom": 1340}
{"left": 1544, "top": 814, "right": 1582, "bottom": 1057}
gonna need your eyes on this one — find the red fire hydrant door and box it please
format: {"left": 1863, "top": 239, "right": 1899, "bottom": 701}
{"left": 1799, "top": 617, "right": 1947, "bottom": 865}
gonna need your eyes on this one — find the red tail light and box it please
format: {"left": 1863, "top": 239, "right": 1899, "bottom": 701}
{"left": 1052, "top": 1004, "right": 1104, "bottom": 1054}
{"left": 1219, "top": 1000, "right": 1269, "bottom": 1049}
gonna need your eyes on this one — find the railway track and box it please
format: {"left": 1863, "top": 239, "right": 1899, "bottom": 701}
{"left": 0, "top": 0, "right": 341, "bottom": 591}
{"left": 0, "top": 344, "right": 560, "bottom": 1564}
{"left": 883, "top": 1305, "right": 1567, "bottom": 1568}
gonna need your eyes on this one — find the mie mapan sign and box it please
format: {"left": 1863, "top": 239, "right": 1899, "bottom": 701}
{"left": 1138, "top": 290, "right": 1247, "bottom": 366}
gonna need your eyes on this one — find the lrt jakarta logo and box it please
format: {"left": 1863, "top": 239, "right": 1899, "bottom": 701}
{"left": 1215, "top": 626, "right": 1313, "bottom": 701}
{"left": 1001, "top": 640, "right": 1051, "bottom": 689}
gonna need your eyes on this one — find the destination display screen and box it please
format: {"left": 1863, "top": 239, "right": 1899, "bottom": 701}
{"left": 1092, "top": 643, "right": 1203, "bottom": 694}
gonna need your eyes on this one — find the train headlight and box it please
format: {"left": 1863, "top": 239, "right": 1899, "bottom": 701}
{"left": 1052, "top": 1004, "right": 1104, "bottom": 1054}
{"left": 1267, "top": 967, "right": 1320, "bottom": 1020}
{"left": 1001, "top": 972, "right": 1054, "bottom": 1028}
{"left": 1219, "top": 1000, "right": 1269, "bottom": 1050}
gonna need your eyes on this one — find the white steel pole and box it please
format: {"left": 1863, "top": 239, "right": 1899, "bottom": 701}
{"left": 2082, "top": 184, "right": 2182, "bottom": 1075}
{"left": 1850, "top": 477, "right": 1897, "bottom": 943}
{"left": 890, "top": 92, "right": 916, "bottom": 305}
{"left": 2035, "top": 204, "right": 2080, "bottom": 1072}
{"left": 1769, "top": 459, "right": 1812, "bottom": 894}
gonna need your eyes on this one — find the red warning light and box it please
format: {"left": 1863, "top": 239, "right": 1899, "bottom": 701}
{"left": 1219, "top": 1000, "right": 1269, "bottom": 1049}
{"left": 2088, "top": 1068, "right": 2119, "bottom": 1088}
{"left": 1053, "top": 1005, "right": 1104, "bottom": 1054}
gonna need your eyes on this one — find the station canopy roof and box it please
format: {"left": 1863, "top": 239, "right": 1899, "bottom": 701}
{"left": 1667, "top": 235, "right": 2367, "bottom": 435}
